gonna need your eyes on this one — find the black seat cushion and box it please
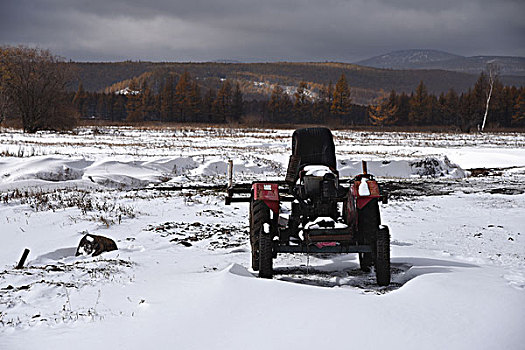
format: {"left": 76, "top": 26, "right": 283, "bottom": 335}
{"left": 291, "top": 127, "right": 337, "bottom": 170}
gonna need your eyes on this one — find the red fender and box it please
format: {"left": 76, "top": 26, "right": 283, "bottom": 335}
{"left": 353, "top": 179, "right": 381, "bottom": 209}
{"left": 252, "top": 183, "right": 280, "bottom": 214}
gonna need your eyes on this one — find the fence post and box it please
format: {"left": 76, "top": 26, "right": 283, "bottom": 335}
{"left": 227, "top": 160, "right": 233, "bottom": 188}
{"left": 16, "top": 248, "right": 30, "bottom": 269}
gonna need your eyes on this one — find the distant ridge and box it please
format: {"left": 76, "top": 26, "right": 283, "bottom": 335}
{"left": 213, "top": 59, "right": 243, "bottom": 64}
{"left": 356, "top": 49, "right": 462, "bottom": 68}
{"left": 69, "top": 61, "right": 525, "bottom": 105}
{"left": 356, "top": 49, "right": 525, "bottom": 76}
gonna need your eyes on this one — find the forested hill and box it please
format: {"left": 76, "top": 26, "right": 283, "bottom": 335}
{"left": 356, "top": 49, "right": 525, "bottom": 76}
{"left": 69, "top": 61, "right": 525, "bottom": 105}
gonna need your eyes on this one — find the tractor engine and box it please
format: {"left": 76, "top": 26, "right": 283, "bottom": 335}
{"left": 294, "top": 165, "right": 339, "bottom": 219}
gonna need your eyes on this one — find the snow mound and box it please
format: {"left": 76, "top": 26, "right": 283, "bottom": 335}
{"left": 84, "top": 159, "right": 175, "bottom": 188}
{"left": 226, "top": 263, "right": 255, "bottom": 278}
{"left": 30, "top": 247, "right": 77, "bottom": 265}
{"left": 338, "top": 156, "right": 466, "bottom": 178}
{"left": 0, "top": 153, "right": 467, "bottom": 191}
{"left": 0, "top": 156, "right": 87, "bottom": 183}
{"left": 410, "top": 156, "right": 467, "bottom": 178}
{"left": 0, "top": 156, "right": 201, "bottom": 189}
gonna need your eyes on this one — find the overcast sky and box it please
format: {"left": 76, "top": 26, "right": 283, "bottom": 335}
{"left": 1, "top": 0, "right": 523, "bottom": 62}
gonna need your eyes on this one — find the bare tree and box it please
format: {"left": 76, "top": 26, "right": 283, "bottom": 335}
{"left": 480, "top": 63, "right": 499, "bottom": 133}
{"left": 0, "top": 51, "right": 11, "bottom": 126}
{"left": 0, "top": 88, "right": 10, "bottom": 125}
{"left": 0, "top": 46, "right": 76, "bottom": 132}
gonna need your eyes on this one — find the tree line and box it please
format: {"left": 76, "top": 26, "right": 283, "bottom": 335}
{"left": 369, "top": 75, "right": 525, "bottom": 131}
{"left": 72, "top": 71, "right": 524, "bottom": 131}
{"left": 70, "top": 72, "right": 369, "bottom": 126}
{"left": 72, "top": 72, "right": 244, "bottom": 124}
{"left": 1, "top": 46, "right": 524, "bottom": 132}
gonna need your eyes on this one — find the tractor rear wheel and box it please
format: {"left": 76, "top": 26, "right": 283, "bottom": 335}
{"left": 259, "top": 229, "right": 273, "bottom": 278}
{"left": 250, "top": 199, "right": 270, "bottom": 271}
{"left": 375, "top": 226, "right": 391, "bottom": 286}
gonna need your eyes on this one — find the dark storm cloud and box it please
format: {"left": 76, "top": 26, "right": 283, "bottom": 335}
{"left": 1, "top": 0, "right": 523, "bottom": 62}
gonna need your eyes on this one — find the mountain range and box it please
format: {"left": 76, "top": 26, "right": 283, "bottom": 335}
{"left": 69, "top": 50, "right": 525, "bottom": 105}
{"left": 355, "top": 49, "right": 525, "bottom": 76}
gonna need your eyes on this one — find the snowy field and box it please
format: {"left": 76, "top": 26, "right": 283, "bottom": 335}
{"left": 0, "top": 127, "right": 524, "bottom": 350}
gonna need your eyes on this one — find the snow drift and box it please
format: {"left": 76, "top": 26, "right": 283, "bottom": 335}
{"left": 338, "top": 156, "right": 466, "bottom": 178}
{"left": 0, "top": 154, "right": 467, "bottom": 191}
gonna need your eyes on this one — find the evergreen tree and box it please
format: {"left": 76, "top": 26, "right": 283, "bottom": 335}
{"left": 408, "top": 81, "right": 432, "bottom": 125}
{"left": 437, "top": 92, "right": 447, "bottom": 125}
{"left": 188, "top": 81, "right": 202, "bottom": 122}
{"left": 293, "top": 81, "right": 311, "bottom": 123}
{"left": 488, "top": 80, "right": 507, "bottom": 127}
{"left": 202, "top": 88, "right": 216, "bottom": 123}
{"left": 231, "top": 83, "right": 244, "bottom": 123}
{"left": 502, "top": 86, "right": 518, "bottom": 127}
{"left": 327, "top": 81, "right": 333, "bottom": 107}
{"left": 395, "top": 92, "right": 410, "bottom": 125}
{"left": 141, "top": 81, "right": 155, "bottom": 121}
{"left": 331, "top": 74, "right": 351, "bottom": 121}
{"left": 106, "top": 93, "right": 116, "bottom": 122}
{"left": 160, "top": 76, "right": 175, "bottom": 122}
{"left": 442, "top": 89, "right": 459, "bottom": 126}
{"left": 368, "top": 90, "right": 398, "bottom": 126}
{"left": 429, "top": 94, "right": 439, "bottom": 125}
{"left": 95, "top": 94, "right": 107, "bottom": 119}
{"left": 213, "top": 80, "right": 232, "bottom": 123}
{"left": 73, "top": 83, "right": 86, "bottom": 117}
{"left": 458, "top": 90, "right": 477, "bottom": 132}
{"left": 126, "top": 80, "right": 142, "bottom": 123}
{"left": 268, "top": 85, "right": 292, "bottom": 124}
{"left": 313, "top": 83, "right": 331, "bottom": 123}
{"left": 113, "top": 95, "right": 127, "bottom": 121}
{"left": 512, "top": 87, "right": 525, "bottom": 126}
{"left": 174, "top": 71, "right": 191, "bottom": 122}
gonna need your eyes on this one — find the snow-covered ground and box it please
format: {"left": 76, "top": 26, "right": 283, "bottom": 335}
{"left": 0, "top": 127, "right": 524, "bottom": 349}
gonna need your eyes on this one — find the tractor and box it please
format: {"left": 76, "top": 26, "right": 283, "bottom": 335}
{"left": 225, "top": 127, "right": 390, "bottom": 286}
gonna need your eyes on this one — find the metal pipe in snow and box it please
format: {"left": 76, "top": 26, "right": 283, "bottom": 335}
{"left": 362, "top": 160, "right": 368, "bottom": 175}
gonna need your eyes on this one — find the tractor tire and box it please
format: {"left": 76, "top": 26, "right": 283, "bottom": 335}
{"left": 259, "top": 229, "right": 273, "bottom": 278}
{"left": 357, "top": 199, "right": 380, "bottom": 272}
{"left": 375, "top": 226, "right": 391, "bottom": 286}
{"left": 250, "top": 199, "right": 270, "bottom": 271}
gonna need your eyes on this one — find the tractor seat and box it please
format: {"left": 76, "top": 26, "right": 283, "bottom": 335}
{"left": 286, "top": 127, "right": 337, "bottom": 183}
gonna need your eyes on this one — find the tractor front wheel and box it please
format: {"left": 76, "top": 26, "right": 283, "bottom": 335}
{"left": 259, "top": 229, "right": 273, "bottom": 278}
{"left": 250, "top": 199, "right": 270, "bottom": 271}
{"left": 375, "top": 226, "right": 391, "bottom": 286}
{"left": 357, "top": 199, "right": 380, "bottom": 272}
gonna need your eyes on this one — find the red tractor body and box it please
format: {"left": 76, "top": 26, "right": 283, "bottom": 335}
{"left": 226, "top": 128, "right": 391, "bottom": 286}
